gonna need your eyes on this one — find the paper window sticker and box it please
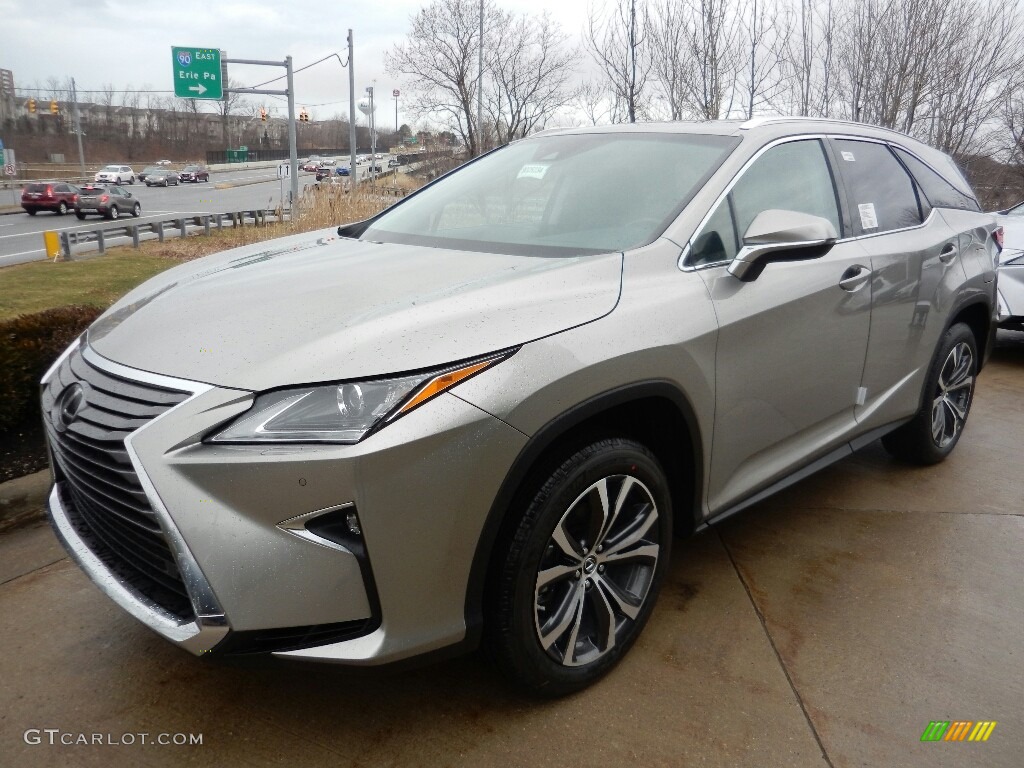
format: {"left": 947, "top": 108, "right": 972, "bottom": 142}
{"left": 841, "top": 151, "right": 856, "bottom": 161}
{"left": 517, "top": 164, "right": 549, "bottom": 180}
{"left": 858, "top": 203, "right": 878, "bottom": 230}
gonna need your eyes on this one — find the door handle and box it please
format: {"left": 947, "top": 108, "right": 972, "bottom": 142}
{"left": 839, "top": 265, "right": 871, "bottom": 292}
{"left": 939, "top": 243, "right": 958, "bottom": 263}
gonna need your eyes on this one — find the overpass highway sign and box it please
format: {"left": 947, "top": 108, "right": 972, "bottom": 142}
{"left": 172, "top": 47, "right": 223, "bottom": 99}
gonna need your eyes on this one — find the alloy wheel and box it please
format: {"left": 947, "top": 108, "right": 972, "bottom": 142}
{"left": 931, "top": 341, "right": 973, "bottom": 448}
{"left": 534, "top": 474, "right": 660, "bottom": 667}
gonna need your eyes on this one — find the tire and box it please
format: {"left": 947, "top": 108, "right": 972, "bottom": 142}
{"left": 132, "top": 202, "right": 141, "bottom": 217}
{"left": 882, "top": 322, "right": 977, "bottom": 465}
{"left": 107, "top": 205, "right": 119, "bottom": 220}
{"left": 116, "top": 177, "right": 122, "bottom": 185}
{"left": 486, "top": 437, "right": 672, "bottom": 697}
{"left": 26, "top": 208, "right": 37, "bottom": 216}
{"left": 75, "top": 211, "right": 86, "bottom": 220}
{"left": 56, "top": 202, "right": 68, "bottom": 215}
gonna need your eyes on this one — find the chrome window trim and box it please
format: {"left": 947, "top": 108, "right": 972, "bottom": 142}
{"left": 678, "top": 133, "right": 945, "bottom": 272}
{"left": 44, "top": 342, "right": 231, "bottom": 653}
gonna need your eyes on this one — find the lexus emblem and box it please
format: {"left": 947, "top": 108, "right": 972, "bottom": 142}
{"left": 58, "top": 383, "right": 85, "bottom": 428}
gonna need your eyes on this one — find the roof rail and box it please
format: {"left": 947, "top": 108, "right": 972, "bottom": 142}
{"left": 739, "top": 115, "right": 913, "bottom": 140}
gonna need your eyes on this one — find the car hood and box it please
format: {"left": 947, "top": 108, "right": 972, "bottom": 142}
{"left": 88, "top": 228, "right": 623, "bottom": 391}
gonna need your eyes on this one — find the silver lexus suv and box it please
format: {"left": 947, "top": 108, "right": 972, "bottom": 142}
{"left": 42, "top": 119, "right": 998, "bottom": 695}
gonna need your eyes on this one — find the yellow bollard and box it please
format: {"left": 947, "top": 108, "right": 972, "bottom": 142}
{"left": 43, "top": 230, "right": 61, "bottom": 260}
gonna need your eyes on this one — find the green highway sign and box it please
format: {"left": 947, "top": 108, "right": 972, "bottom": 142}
{"left": 172, "top": 47, "right": 223, "bottom": 99}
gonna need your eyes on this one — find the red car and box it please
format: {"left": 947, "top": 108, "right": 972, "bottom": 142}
{"left": 179, "top": 164, "right": 210, "bottom": 183}
{"left": 21, "top": 182, "right": 81, "bottom": 216}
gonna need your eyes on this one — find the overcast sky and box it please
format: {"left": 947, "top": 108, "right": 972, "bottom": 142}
{"left": 3, "top": 0, "right": 593, "bottom": 128}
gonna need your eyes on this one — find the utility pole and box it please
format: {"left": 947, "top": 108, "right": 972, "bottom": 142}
{"left": 70, "top": 77, "right": 85, "bottom": 175}
{"left": 285, "top": 56, "right": 298, "bottom": 206}
{"left": 348, "top": 29, "right": 357, "bottom": 194}
{"left": 477, "top": 0, "right": 484, "bottom": 155}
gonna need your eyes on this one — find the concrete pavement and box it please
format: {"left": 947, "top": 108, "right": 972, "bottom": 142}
{"left": 1, "top": 333, "right": 1021, "bottom": 767}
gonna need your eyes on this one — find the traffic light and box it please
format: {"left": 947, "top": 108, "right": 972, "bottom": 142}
{"left": 27, "top": 98, "right": 36, "bottom": 113}
{"left": 49, "top": 99, "right": 58, "bottom": 114}
{"left": 260, "top": 107, "right": 267, "bottom": 122}
{"left": 299, "top": 109, "right": 309, "bottom": 123}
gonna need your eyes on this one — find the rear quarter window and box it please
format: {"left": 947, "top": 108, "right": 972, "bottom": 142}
{"left": 892, "top": 148, "right": 980, "bottom": 212}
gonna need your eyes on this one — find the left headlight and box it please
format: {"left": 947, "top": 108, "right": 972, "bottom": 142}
{"left": 207, "top": 351, "right": 512, "bottom": 444}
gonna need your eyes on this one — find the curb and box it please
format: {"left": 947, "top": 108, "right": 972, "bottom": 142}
{"left": 0, "top": 470, "right": 50, "bottom": 533}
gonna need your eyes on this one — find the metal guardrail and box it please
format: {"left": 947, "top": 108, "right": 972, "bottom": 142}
{"left": 56, "top": 209, "right": 288, "bottom": 260}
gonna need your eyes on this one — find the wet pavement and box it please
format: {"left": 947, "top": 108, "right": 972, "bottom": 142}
{"left": 1, "top": 333, "right": 1021, "bottom": 768}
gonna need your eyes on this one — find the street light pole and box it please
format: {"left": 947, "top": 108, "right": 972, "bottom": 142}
{"left": 348, "top": 29, "right": 357, "bottom": 194}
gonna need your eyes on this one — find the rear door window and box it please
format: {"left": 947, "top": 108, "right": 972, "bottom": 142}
{"left": 833, "top": 140, "right": 923, "bottom": 234}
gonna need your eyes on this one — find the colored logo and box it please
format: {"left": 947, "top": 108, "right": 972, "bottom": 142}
{"left": 177, "top": 51, "right": 192, "bottom": 67}
{"left": 920, "top": 721, "right": 997, "bottom": 742}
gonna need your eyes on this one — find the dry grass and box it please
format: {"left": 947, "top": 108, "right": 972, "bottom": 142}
{"left": 130, "top": 174, "right": 420, "bottom": 262}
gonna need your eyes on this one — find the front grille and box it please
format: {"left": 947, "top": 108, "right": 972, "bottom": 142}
{"left": 43, "top": 345, "right": 195, "bottom": 621}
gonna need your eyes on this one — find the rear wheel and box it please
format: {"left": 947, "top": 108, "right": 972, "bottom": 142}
{"left": 882, "top": 322, "right": 977, "bottom": 464}
{"left": 107, "top": 205, "right": 119, "bottom": 220}
{"left": 75, "top": 211, "right": 86, "bottom": 220}
{"left": 56, "top": 202, "right": 67, "bottom": 215}
{"left": 487, "top": 437, "right": 672, "bottom": 696}
{"left": 26, "top": 208, "right": 37, "bottom": 216}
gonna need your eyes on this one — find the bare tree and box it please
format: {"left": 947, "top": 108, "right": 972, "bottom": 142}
{"left": 678, "top": 0, "right": 742, "bottom": 120}
{"left": 586, "top": 0, "right": 651, "bottom": 123}
{"left": 646, "top": 0, "right": 689, "bottom": 120}
{"left": 486, "top": 11, "right": 579, "bottom": 144}
{"left": 737, "top": 0, "right": 792, "bottom": 119}
{"left": 387, "top": 0, "right": 499, "bottom": 156}
{"left": 213, "top": 78, "right": 248, "bottom": 148}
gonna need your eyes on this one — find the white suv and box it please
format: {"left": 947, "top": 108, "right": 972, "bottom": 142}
{"left": 94, "top": 165, "right": 135, "bottom": 185}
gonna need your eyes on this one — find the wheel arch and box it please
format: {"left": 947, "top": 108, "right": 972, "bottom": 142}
{"left": 463, "top": 380, "right": 704, "bottom": 648}
{"left": 946, "top": 298, "right": 993, "bottom": 371}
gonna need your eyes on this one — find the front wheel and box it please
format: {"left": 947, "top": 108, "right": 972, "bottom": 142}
{"left": 57, "top": 202, "right": 68, "bottom": 215}
{"left": 882, "top": 322, "right": 977, "bottom": 465}
{"left": 486, "top": 437, "right": 672, "bottom": 696}
{"left": 131, "top": 202, "right": 141, "bottom": 217}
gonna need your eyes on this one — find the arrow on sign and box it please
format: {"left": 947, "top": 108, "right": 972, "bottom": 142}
{"left": 189, "top": 83, "right": 208, "bottom": 96}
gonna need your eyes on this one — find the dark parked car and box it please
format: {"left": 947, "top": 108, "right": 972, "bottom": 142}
{"left": 21, "top": 182, "right": 80, "bottom": 215}
{"left": 179, "top": 165, "right": 209, "bottom": 183}
{"left": 315, "top": 165, "right": 333, "bottom": 181}
{"left": 138, "top": 166, "right": 163, "bottom": 183}
{"left": 146, "top": 169, "right": 180, "bottom": 187}
{"left": 74, "top": 184, "right": 141, "bottom": 220}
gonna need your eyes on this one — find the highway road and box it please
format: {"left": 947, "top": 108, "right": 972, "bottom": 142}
{"left": 0, "top": 158, "right": 397, "bottom": 267}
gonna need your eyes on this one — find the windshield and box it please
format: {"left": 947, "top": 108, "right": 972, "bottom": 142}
{"left": 362, "top": 132, "right": 738, "bottom": 256}
{"left": 101, "top": 166, "right": 121, "bottom": 172}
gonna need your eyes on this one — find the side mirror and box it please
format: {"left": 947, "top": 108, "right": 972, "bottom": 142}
{"left": 728, "top": 210, "right": 838, "bottom": 281}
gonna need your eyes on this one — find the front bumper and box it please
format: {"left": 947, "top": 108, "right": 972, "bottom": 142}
{"left": 42, "top": 341, "right": 527, "bottom": 664}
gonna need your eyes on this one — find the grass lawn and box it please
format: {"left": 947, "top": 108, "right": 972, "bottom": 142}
{"left": 0, "top": 252, "right": 186, "bottom": 321}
